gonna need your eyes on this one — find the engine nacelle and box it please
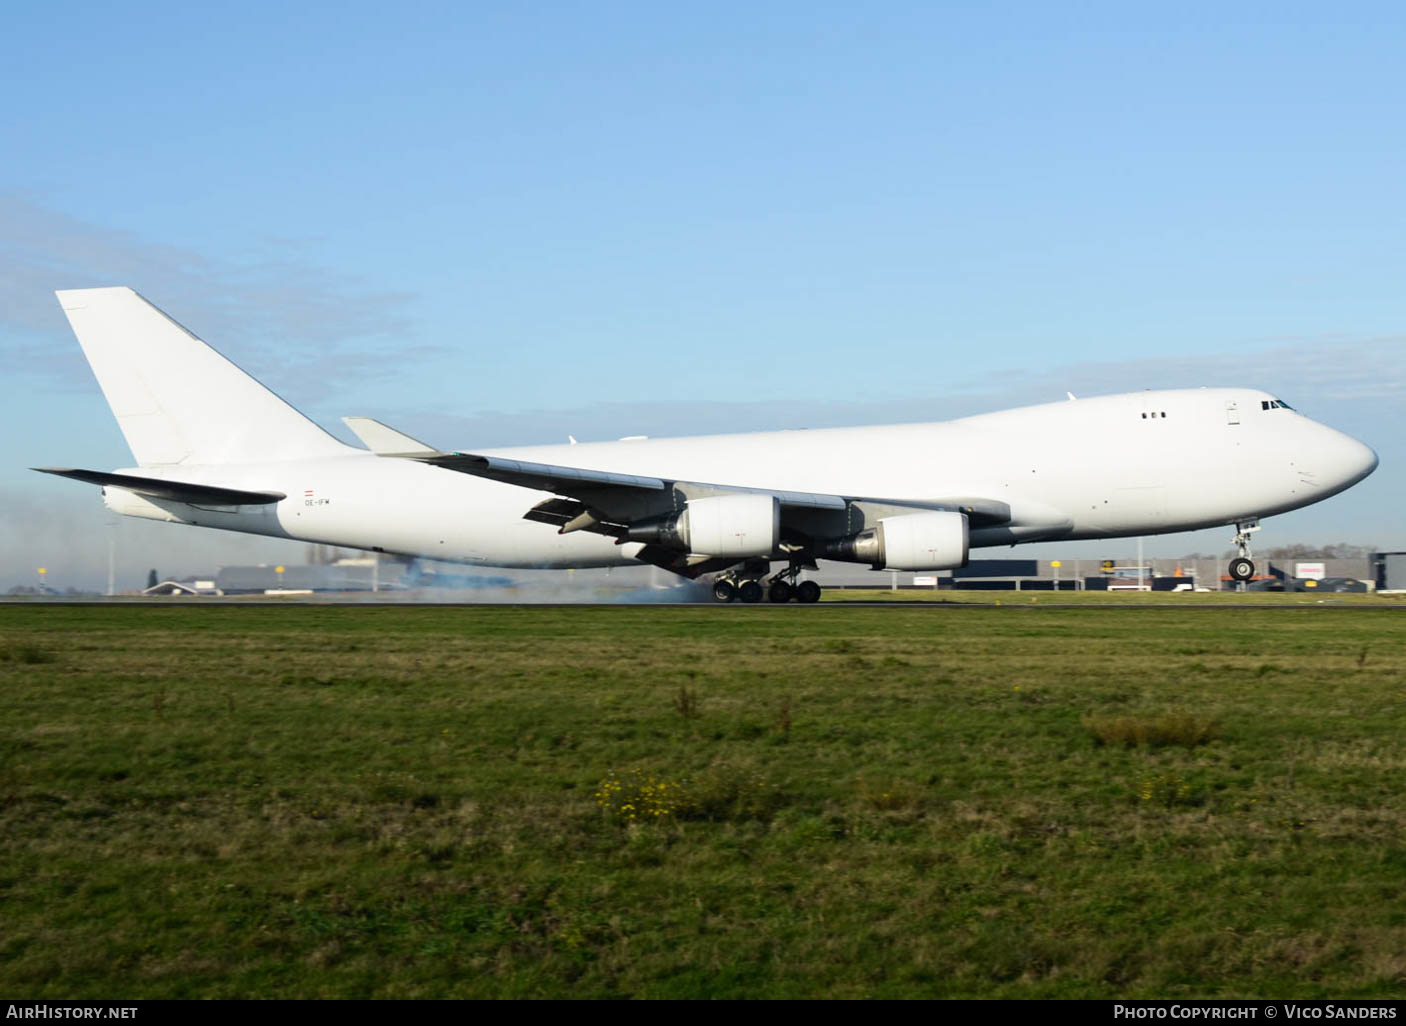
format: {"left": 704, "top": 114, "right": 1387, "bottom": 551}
{"left": 627, "top": 493, "right": 779, "bottom": 559}
{"left": 821, "top": 510, "right": 968, "bottom": 570}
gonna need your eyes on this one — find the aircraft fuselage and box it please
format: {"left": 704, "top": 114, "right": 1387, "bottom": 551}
{"left": 99, "top": 386, "right": 1377, "bottom": 570}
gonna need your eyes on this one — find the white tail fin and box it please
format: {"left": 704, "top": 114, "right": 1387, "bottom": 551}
{"left": 56, "top": 287, "right": 351, "bottom": 466}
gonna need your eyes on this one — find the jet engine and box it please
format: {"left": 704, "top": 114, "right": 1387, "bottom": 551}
{"left": 626, "top": 493, "right": 780, "bottom": 559}
{"left": 821, "top": 510, "right": 968, "bottom": 570}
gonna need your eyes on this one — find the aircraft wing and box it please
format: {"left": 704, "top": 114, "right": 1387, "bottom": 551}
{"left": 415, "top": 451, "right": 875, "bottom": 510}
{"left": 396, "top": 449, "right": 1011, "bottom": 540}
{"left": 420, "top": 451, "right": 675, "bottom": 496}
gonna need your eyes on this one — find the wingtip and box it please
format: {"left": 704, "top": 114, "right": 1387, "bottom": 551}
{"left": 341, "top": 416, "right": 438, "bottom": 455}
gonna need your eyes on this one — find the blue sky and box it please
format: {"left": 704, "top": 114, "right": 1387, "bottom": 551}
{"left": 3, "top": 2, "right": 1403, "bottom": 589}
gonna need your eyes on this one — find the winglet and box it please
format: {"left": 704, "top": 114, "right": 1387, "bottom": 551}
{"left": 342, "top": 417, "right": 439, "bottom": 455}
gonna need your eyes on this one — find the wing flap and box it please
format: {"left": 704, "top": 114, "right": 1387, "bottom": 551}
{"left": 522, "top": 497, "right": 627, "bottom": 540}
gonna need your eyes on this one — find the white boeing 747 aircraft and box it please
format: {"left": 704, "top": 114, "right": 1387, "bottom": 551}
{"left": 37, "top": 288, "right": 1378, "bottom": 602}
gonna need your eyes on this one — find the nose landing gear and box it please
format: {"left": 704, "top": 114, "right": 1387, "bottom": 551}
{"left": 1228, "top": 519, "right": 1260, "bottom": 584}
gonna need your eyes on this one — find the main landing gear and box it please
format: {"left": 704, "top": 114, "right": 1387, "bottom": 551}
{"left": 711, "top": 561, "right": 770, "bottom": 603}
{"left": 712, "top": 577, "right": 767, "bottom": 603}
{"left": 712, "top": 561, "right": 822, "bottom": 603}
{"left": 1228, "top": 519, "right": 1260, "bottom": 583}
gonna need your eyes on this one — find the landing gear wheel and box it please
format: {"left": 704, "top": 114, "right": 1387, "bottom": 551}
{"left": 795, "top": 580, "right": 822, "bottom": 604}
{"left": 712, "top": 579, "right": 737, "bottom": 603}
{"left": 1228, "top": 519, "right": 1260, "bottom": 588}
{"left": 768, "top": 580, "right": 793, "bottom": 603}
{"left": 738, "top": 580, "right": 764, "bottom": 603}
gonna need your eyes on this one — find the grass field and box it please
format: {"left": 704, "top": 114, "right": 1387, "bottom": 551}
{"left": 2, "top": 603, "right": 1404, "bottom": 998}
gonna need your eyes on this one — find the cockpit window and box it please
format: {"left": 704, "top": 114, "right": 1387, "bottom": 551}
{"left": 1260, "top": 399, "right": 1294, "bottom": 411}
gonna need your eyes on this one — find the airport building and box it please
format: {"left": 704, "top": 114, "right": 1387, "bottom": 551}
{"left": 134, "top": 552, "right": 1378, "bottom": 597}
{"left": 808, "top": 556, "right": 1374, "bottom": 592}
{"left": 1375, "top": 552, "right": 1406, "bottom": 592}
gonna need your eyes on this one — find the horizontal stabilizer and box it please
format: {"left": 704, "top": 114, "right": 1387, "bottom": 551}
{"left": 33, "top": 467, "right": 285, "bottom": 506}
{"left": 342, "top": 417, "right": 438, "bottom": 455}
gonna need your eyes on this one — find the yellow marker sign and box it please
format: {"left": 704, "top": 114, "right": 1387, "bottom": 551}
{"left": 38, "top": 568, "right": 46, "bottom": 574}
{"left": 1051, "top": 561, "right": 1061, "bottom": 568}
{"left": 275, "top": 566, "right": 285, "bottom": 574}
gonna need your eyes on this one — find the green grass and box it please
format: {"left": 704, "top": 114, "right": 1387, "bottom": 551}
{"left": 1, "top": 604, "right": 1404, "bottom": 998}
{"left": 1083, "top": 712, "right": 1221, "bottom": 748}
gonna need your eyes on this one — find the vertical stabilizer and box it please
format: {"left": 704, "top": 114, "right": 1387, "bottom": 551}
{"left": 55, "top": 287, "right": 350, "bottom": 466}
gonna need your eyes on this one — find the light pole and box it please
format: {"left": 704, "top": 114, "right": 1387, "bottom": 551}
{"left": 107, "top": 517, "right": 118, "bottom": 597}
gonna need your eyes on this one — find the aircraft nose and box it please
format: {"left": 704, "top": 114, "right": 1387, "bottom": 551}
{"left": 1349, "top": 437, "right": 1379, "bottom": 481}
{"left": 1329, "top": 430, "right": 1378, "bottom": 489}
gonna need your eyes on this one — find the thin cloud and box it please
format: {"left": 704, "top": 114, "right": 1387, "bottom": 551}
{"left": 367, "top": 333, "right": 1406, "bottom": 449}
{"left": 0, "top": 193, "right": 423, "bottom": 399}
{"left": 982, "top": 336, "right": 1406, "bottom": 405}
